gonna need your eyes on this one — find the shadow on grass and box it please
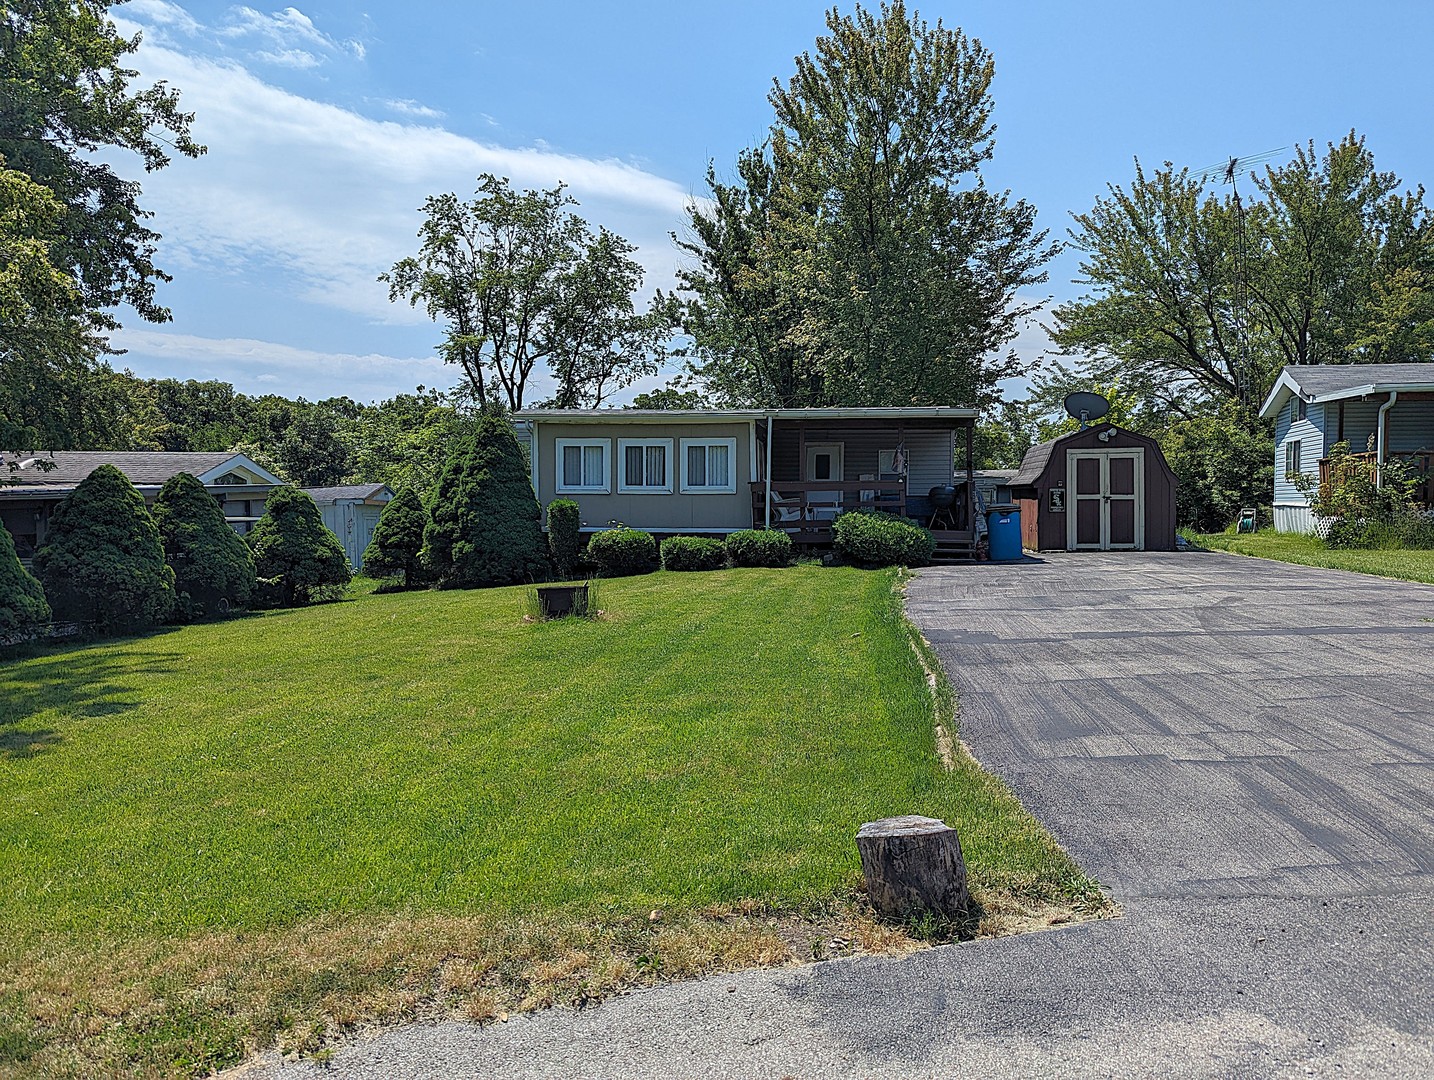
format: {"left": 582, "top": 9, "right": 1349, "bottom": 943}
{"left": 0, "top": 646, "right": 184, "bottom": 740}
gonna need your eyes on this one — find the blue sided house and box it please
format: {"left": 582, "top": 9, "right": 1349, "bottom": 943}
{"left": 1258, "top": 363, "right": 1434, "bottom": 533}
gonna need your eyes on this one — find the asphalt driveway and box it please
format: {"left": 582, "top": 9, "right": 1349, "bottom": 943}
{"left": 239, "top": 552, "right": 1434, "bottom": 1079}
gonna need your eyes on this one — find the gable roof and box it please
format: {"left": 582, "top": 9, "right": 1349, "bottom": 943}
{"left": 1010, "top": 436, "right": 1059, "bottom": 487}
{"left": 303, "top": 484, "right": 393, "bottom": 505}
{"left": 0, "top": 451, "right": 283, "bottom": 494}
{"left": 1258, "top": 363, "right": 1434, "bottom": 419}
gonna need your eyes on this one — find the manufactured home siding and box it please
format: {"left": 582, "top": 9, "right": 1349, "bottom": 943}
{"left": 1387, "top": 400, "right": 1434, "bottom": 453}
{"left": 1273, "top": 398, "right": 1324, "bottom": 511}
{"left": 533, "top": 421, "right": 753, "bottom": 533}
{"left": 768, "top": 428, "right": 952, "bottom": 487}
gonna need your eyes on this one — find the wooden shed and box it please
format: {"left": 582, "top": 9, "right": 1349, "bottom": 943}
{"left": 1009, "top": 424, "right": 1177, "bottom": 551}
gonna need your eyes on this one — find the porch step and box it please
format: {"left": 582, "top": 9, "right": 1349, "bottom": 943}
{"left": 930, "top": 541, "right": 978, "bottom": 564}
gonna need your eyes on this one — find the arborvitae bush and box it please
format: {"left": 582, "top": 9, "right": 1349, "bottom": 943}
{"left": 153, "top": 472, "right": 256, "bottom": 616}
{"left": 660, "top": 535, "right": 728, "bottom": 571}
{"left": 247, "top": 486, "right": 351, "bottom": 606}
{"left": 587, "top": 528, "right": 657, "bottom": 577}
{"left": 0, "top": 522, "right": 49, "bottom": 638}
{"left": 546, "top": 498, "right": 582, "bottom": 580}
{"left": 33, "top": 464, "right": 175, "bottom": 628}
{"left": 423, "top": 410, "right": 549, "bottom": 588}
{"left": 832, "top": 510, "right": 935, "bottom": 567}
{"left": 362, "top": 487, "right": 428, "bottom": 586}
{"left": 725, "top": 529, "right": 793, "bottom": 567}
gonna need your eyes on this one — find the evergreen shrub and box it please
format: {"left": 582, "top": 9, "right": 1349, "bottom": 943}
{"left": 247, "top": 486, "right": 351, "bottom": 606}
{"left": 587, "top": 528, "right": 656, "bottom": 577}
{"left": 153, "top": 472, "right": 256, "bottom": 616}
{"left": 832, "top": 510, "right": 935, "bottom": 567}
{"left": 362, "top": 487, "right": 428, "bottom": 587}
{"left": 660, "top": 535, "right": 728, "bottom": 571}
{"left": 0, "top": 522, "right": 49, "bottom": 638}
{"left": 33, "top": 464, "right": 175, "bottom": 628}
{"left": 547, "top": 499, "right": 582, "bottom": 579}
{"left": 725, "top": 529, "right": 792, "bottom": 568}
{"left": 423, "top": 410, "right": 549, "bottom": 588}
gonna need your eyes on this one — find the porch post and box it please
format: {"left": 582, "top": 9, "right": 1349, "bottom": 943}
{"left": 764, "top": 415, "right": 773, "bottom": 529}
{"left": 797, "top": 422, "right": 807, "bottom": 516}
{"left": 965, "top": 422, "right": 975, "bottom": 529}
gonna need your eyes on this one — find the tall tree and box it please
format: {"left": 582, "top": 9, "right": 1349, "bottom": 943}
{"left": 676, "top": 1, "right": 1054, "bottom": 409}
{"left": 382, "top": 175, "right": 670, "bottom": 410}
{"left": 1050, "top": 134, "right": 1434, "bottom": 412}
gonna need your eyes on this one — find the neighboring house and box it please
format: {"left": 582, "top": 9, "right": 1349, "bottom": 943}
{"left": 0, "top": 451, "right": 282, "bottom": 560}
{"left": 1258, "top": 364, "right": 1434, "bottom": 533}
{"left": 304, "top": 484, "right": 395, "bottom": 569}
{"left": 1010, "top": 424, "right": 1178, "bottom": 551}
{"left": 513, "top": 407, "right": 981, "bottom": 558}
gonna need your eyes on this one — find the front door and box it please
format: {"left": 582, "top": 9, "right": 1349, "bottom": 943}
{"left": 1067, "top": 450, "right": 1144, "bottom": 550}
{"left": 804, "top": 442, "right": 844, "bottom": 519}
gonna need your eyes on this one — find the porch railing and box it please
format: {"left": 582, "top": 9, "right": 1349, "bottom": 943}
{"left": 749, "top": 480, "right": 906, "bottom": 533}
{"left": 1318, "top": 450, "right": 1434, "bottom": 503}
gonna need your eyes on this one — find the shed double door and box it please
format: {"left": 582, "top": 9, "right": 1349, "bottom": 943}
{"left": 1067, "top": 450, "right": 1144, "bottom": 550}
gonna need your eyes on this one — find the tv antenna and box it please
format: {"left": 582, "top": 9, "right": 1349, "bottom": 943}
{"left": 1064, "top": 391, "right": 1110, "bottom": 430}
{"left": 1190, "top": 147, "right": 1285, "bottom": 406}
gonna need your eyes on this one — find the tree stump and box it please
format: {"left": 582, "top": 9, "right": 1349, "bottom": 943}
{"left": 856, "top": 815, "right": 971, "bottom": 922}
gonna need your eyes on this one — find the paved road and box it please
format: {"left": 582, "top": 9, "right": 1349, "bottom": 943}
{"left": 240, "top": 553, "right": 1434, "bottom": 1079}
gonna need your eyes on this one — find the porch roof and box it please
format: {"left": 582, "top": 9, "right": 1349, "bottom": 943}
{"left": 514, "top": 406, "right": 976, "bottom": 425}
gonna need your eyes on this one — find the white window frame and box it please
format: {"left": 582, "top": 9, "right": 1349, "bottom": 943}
{"left": 555, "top": 438, "right": 610, "bottom": 494}
{"left": 1285, "top": 439, "right": 1302, "bottom": 479}
{"left": 680, "top": 437, "right": 739, "bottom": 494}
{"left": 617, "top": 438, "right": 673, "bottom": 494}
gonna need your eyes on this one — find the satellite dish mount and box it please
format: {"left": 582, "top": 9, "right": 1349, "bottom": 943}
{"left": 1064, "top": 392, "right": 1110, "bottom": 431}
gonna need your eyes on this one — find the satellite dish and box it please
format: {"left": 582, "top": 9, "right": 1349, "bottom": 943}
{"left": 1064, "top": 392, "right": 1110, "bottom": 430}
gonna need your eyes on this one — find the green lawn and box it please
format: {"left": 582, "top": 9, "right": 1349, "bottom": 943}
{"left": 0, "top": 567, "right": 1096, "bottom": 1076}
{"left": 1194, "top": 529, "right": 1434, "bottom": 584}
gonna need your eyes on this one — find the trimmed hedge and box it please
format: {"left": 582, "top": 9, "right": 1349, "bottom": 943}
{"left": 587, "top": 528, "right": 657, "bottom": 577}
{"left": 660, "top": 535, "right": 728, "bottom": 572}
{"left": 832, "top": 510, "right": 935, "bottom": 567}
{"left": 725, "top": 529, "right": 792, "bottom": 568}
{"left": 547, "top": 499, "right": 582, "bottom": 579}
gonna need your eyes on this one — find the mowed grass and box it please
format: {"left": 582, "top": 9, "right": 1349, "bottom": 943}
{"left": 1195, "top": 529, "right": 1434, "bottom": 585}
{"left": 0, "top": 566, "right": 1097, "bottom": 1076}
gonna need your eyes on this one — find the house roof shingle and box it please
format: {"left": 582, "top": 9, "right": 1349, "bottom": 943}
{"left": 303, "top": 484, "right": 392, "bottom": 504}
{"left": 1281, "top": 363, "right": 1434, "bottom": 397}
{"left": 4, "top": 451, "right": 240, "bottom": 487}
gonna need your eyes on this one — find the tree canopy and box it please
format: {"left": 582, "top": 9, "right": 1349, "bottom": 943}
{"left": 674, "top": 1, "right": 1054, "bottom": 409}
{"left": 1050, "top": 133, "right": 1434, "bottom": 413}
{"left": 382, "top": 175, "right": 670, "bottom": 411}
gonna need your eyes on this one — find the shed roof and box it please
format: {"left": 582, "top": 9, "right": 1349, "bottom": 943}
{"left": 303, "top": 483, "right": 393, "bottom": 505}
{"left": 1010, "top": 437, "right": 1059, "bottom": 487}
{"left": 0, "top": 451, "right": 282, "bottom": 495}
{"left": 1259, "top": 363, "right": 1434, "bottom": 419}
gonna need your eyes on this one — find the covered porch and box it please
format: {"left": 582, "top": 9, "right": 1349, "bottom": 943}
{"left": 749, "top": 408, "right": 979, "bottom": 558}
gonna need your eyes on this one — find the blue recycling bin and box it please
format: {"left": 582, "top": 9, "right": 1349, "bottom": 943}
{"left": 986, "top": 505, "right": 1023, "bottom": 562}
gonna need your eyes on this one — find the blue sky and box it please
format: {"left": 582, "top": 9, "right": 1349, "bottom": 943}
{"left": 107, "top": 1, "right": 1434, "bottom": 404}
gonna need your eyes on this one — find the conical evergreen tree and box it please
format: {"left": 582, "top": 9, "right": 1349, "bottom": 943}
{"left": 423, "top": 410, "right": 548, "bottom": 588}
{"left": 153, "top": 472, "right": 257, "bottom": 614}
{"left": 0, "top": 521, "right": 50, "bottom": 638}
{"left": 34, "top": 464, "right": 175, "bottom": 628}
{"left": 247, "top": 486, "right": 351, "bottom": 606}
{"left": 362, "top": 486, "right": 428, "bottom": 587}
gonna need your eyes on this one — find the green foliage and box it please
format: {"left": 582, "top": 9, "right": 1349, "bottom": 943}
{"left": 1160, "top": 407, "right": 1274, "bottom": 531}
{"left": 586, "top": 527, "right": 657, "bottom": 577}
{"left": 832, "top": 510, "right": 935, "bottom": 567}
{"left": 422, "top": 409, "right": 549, "bottom": 588}
{"left": 152, "top": 472, "right": 256, "bottom": 615}
{"left": 659, "top": 535, "right": 728, "bottom": 572}
{"left": 675, "top": 1, "right": 1053, "bottom": 409}
{"left": 1051, "top": 134, "right": 1434, "bottom": 412}
{"left": 33, "top": 463, "right": 174, "bottom": 628}
{"left": 1297, "top": 442, "right": 1433, "bottom": 549}
{"left": 546, "top": 498, "right": 582, "bottom": 579}
{"left": 0, "top": 520, "right": 49, "bottom": 636}
{"left": 724, "top": 528, "right": 793, "bottom": 568}
{"left": 246, "top": 486, "right": 351, "bottom": 607}
{"left": 361, "top": 487, "right": 428, "bottom": 586}
{"left": 382, "top": 175, "right": 670, "bottom": 410}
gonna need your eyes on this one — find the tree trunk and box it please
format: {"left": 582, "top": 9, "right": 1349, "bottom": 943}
{"left": 856, "top": 815, "right": 971, "bottom": 922}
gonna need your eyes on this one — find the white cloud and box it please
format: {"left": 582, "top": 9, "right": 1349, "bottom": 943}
{"left": 383, "top": 98, "right": 444, "bottom": 120}
{"left": 256, "top": 47, "right": 321, "bottom": 69}
{"left": 120, "top": 0, "right": 202, "bottom": 36}
{"left": 222, "top": 6, "right": 333, "bottom": 50}
{"left": 106, "top": 26, "right": 696, "bottom": 328}
{"left": 111, "top": 328, "right": 453, "bottom": 400}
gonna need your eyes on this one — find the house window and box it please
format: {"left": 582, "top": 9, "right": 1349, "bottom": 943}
{"left": 1285, "top": 440, "right": 1302, "bottom": 479}
{"left": 1294, "top": 397, "right": 1307, "bottom": 422}
{"left": 617, "top": 438, "right": 672, "bottom": 493}
{"left": 680, "top": 438, "right": 737, "bottom": 494}
{"left": 555, "top": 439, "right": 610, "bottom": 493}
